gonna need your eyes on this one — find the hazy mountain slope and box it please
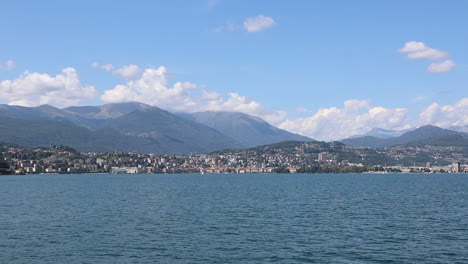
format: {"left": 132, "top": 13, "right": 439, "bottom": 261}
{"left": 0, "top": 116, "right": 126, "bottom": 152}
{"left": 406, "top": 134, "right": 468, "bottom": 147}
{"left": 0, "top": 104, "right": 242, "bottom": 154}
{"left": 0, "top": 114, "right": 237, "bottom": 154}
{"left": 0, "top": 104, "right": 105, "bottom": 129}
{"left": 340, "top": 136, "right": 386, "bottom": 148}
{"left": 342, "top": 125, "right": 464, "bottom": 148}
{"left": 182, "top": 111, "right": 314, "bottom": 147}
{"left": 449, "top": 125, "right": 468, "bottom": 133}
{"left": 104, "top": 108, "right": 241, "bottom": 153}
{"left": 65, "top": 102, "right": 152, "bottom": 119}
{"left": 0, "top": 102, "right": 154, "bottom": 130}
{"left": 347, "top": 127, "right": 413, "bottom": 139}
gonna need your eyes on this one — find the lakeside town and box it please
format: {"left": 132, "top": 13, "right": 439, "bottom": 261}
{"left": 1, "top": 141, "right": 467, "bottom": 175}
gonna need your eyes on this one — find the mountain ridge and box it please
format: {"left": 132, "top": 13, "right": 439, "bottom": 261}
{"left": 179, "top": 111, "right": 314, "bottom": 148}
{"left": 341, "top": 125, "right": 467, "bottom": 148}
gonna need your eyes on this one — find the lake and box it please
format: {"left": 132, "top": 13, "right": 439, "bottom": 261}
{"left": 1, "top": 173, "right": 467, "bottom": 263}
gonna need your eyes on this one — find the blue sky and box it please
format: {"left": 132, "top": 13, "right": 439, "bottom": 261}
{"left": 0, "top": 0, "right": 467, "bottom": 140}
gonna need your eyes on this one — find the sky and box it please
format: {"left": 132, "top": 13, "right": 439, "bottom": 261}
{"left": 0, "top": 0, "right": 467, "bottom": 140}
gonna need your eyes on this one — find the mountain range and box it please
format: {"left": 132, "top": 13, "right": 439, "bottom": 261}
{"left": 0, "top": 102, "right": 465, "bottom": 154}
{"left": 346, "top": 127, "right": 414, "bottom": 139}
{"left": 0, "top": 102, "right": 313, "bottom": 154}
{"left": 177, "top": 111, "right": 313, "bottom": 147}
{"left": 341, "top": 125, "right": 468, "bottom": 148}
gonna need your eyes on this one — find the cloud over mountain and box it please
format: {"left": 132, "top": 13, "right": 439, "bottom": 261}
{"left": 0, "top": 68, "right": 97, "bottom": 107}
{"left": 92, "top": 62, "right": 142, "bottom": 79}
{"left": 100, "top": 65, "right": 287, "bottom": 124}
{"left": 278, "top": 100, "right": 410, "bottom": 141}
{"left": 0, "top": 63, "right": 465, "bottom": 141}
{"left": 418, "top": 98, "right": 468, "bottom": 128}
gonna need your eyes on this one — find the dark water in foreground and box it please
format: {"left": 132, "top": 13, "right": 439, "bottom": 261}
{"left": 1, "top": 173, "right": 467, "bottom": 263}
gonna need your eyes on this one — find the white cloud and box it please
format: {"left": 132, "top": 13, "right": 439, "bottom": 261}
{"left": 427, "top": 59, "right": 455, "bottom": 73}
{"left": 92, "top": 62, "right": 142, "bottom": 79}
{"left": 243, "top": 15, "right": 275, "bottom": 33}
{"left": 418, "top": 98, "right": 468, "bottom": 128}
{"left": 0, "top": 68, "right": 97, "bottom": 108}
{"left": 100, "top": 65, "right": 286, "bottom": 124}
{"left": 398, "top": 41, "right": 449, "bottom": 60}
{"left": 278, "top": 100, "right": 409, "bottom": 141}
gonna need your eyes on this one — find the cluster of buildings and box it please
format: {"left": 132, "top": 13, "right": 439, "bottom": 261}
{"left": 1, "top": 142, "right": 467, "bottom": 175}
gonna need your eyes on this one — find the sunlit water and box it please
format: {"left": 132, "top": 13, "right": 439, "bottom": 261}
{"left": 1, "top": 173, "right": 467, "bottom": 263}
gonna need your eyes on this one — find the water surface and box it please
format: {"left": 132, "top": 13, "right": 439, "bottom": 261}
{"left": 1, "top": 173, "right": 467, "bottom": 263}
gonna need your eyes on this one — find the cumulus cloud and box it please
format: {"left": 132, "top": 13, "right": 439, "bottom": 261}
{"left": 100, "top": 66, "right": 286, "bottom": 124}
{"left": 398, "top": 41, "right": 449, "bottom": 60}
{"left": 427, "top": 59, "right": 455, "bottom": 73}
{"left": 398, "top": 41, "right": 455, "bottom": 73}
{"left": 243, "top": 15, "right": 275, "bottom": 32}
{"left": 418, "top": 98, "right": 468, "bottom": 128}
{"left": 278, "top": 100, "right": 409, "bottom": 141}
{"left": 92, "top": 62, "right": 142, "bottom": 79}
{"left": 0, "top": 68, "right": 97, "bottom": 107}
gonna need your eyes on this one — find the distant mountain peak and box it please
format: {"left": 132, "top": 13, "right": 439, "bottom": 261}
{"left": 346, "top": 127, "right": 413, "bottom": 140}
{"left": 65, "top": 102, "right": 152, "bottom": 119}
{"left": 341, "top": 125, "right": 463, "bottom": 148}
{"left": 182, "top": 111, "right": 314, "bottom": 147}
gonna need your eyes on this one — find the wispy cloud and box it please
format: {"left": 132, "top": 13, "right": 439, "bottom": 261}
{"left": 0, "top": 60, "right": 16, "bottom": 70}
{"left": 212, "top": 22, "right": 236, "bottom": 33}
{"left": 201, "top": 0, "right": 220, "bottom": 12}
{"left": 211, "top": 15, "right": 275, "bottom": 33}
{"left": 92, "top": 62, "right": 142, "bottom": 79}
{"left": 414, "top": 95, "right": 428, "bottom": 102}
{"left": 243, "top": 15, "right": 275, "bottom": 33}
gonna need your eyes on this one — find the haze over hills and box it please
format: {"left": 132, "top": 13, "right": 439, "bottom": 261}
{"left": 179, "top": 111, "right": 314, "bottom": 148}
{"left": 450, "top": 125, "right": 468, "bottom": 133}
{"left": 346, "top": 127, "right": 414, "bottom": 139}
{"left": 0, "top": 116, "right": 122, "bottom": 152}
{"left": 64, "top": 102, "right": 152, "bottom": 120}
{"left": 341, "top": 125, "right": 468, "bottom": 148}
{"left": 0, "top": 104, "right": 111, "bottom": 130}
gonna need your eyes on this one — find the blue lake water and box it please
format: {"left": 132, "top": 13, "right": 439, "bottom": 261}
{"left": 1, "top": 173, "right": 467, "bottom": 263}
